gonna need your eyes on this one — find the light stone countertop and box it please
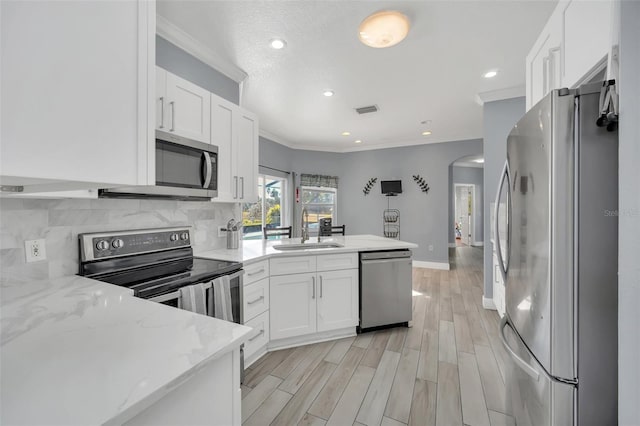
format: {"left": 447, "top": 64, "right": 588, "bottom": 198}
{"left": 0, "top": 275, "right": 253, "bottom": 425}
{"left": 196, "top": 234, "right": 418, "bottom": 264}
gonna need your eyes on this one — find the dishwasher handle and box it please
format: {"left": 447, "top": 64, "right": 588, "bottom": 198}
{"left": 360, "top": 258, "right": 412, "bottom": 267}
{"left": 360, "top": 250, "right": 412, "bottom": 261}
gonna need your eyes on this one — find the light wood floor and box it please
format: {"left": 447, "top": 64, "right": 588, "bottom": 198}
{"left": 241, "top": 247, "right": 514, "bottom": 426}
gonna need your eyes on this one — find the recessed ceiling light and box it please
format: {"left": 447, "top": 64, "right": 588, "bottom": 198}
{"left": 473, "top": 158, "right": 485, "bottom": 163}
{"left": 483, "top": 70, "right": 498, "bottom": 78}
{"left": 270, "top": 38, "right": 286, "bottom": 49}
{"left": 358, "top": 10, "right": 410, "bottom": 48}
{"left": 422, "top": 130, "right": 432, "bottom": 136}
{"left": 354, "top": 140, "right": 363, "bottom": 144}
{"left": 341, "top": 131, "right": 351, "bottom": 136}
{"left": 323, "top": 90, "right": 335, "bottom": 97}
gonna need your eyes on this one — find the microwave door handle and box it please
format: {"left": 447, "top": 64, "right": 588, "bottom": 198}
{"left": 202, "top": 152, "right": 212, "bottom": 189}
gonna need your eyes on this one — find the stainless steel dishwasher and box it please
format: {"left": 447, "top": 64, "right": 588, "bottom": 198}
{"left": 359, "top": 250, "right": 412, "bottom": 332}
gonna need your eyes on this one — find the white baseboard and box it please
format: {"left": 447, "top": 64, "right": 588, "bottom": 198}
{"left": 482, "top": 296, "right": 497, "bottom": 310}
{"left": 268, "top": 327, "right": 356, "bottom": 351}
{"left": 413, "top": 260, "right": 451, "bottom": 270}
{"left": 472, "top": 241, "right": 484, "bottom": 247}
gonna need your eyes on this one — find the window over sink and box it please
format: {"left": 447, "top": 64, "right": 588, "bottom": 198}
{"left": 242, "top": 175, "right": 287, "bottom": 240}
{"left": 301, "top": 186, "right": 337, "bottom": 236}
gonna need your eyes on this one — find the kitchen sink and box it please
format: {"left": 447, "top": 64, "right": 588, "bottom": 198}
{"left": 273, "top": 242, "right": 344, "bottom": 251}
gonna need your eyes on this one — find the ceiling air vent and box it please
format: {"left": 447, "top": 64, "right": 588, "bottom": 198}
{"left": 355, "top": 105, "right": 379, "bottom": 115}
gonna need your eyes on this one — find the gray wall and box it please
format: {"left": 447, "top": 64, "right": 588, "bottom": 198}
{"left": 259, "top": 138, "right": 483, "bottom": 264}
{"left": 618, "top": 1, "right": 640, "bottom": 422}
{"left": 449, "top": 166, "right": 484, "bottom": 245}
{"left": 0, "top": 198, "right": 238, "bottom": 284}
{"left": 482, "top": 97, "right": 525, "bottom": 298}
{"left": 258, "top": 136, "right": 294, "bottom": 178}
{"left": 156, "top": 35, "right": 240, "bottom": 105}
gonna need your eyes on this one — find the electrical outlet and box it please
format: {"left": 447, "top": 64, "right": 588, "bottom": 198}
{"left": 218, "top": 226, "right": 227, "bottom": 238}
{"left": 428, "top": 244, "right": 434, "bottom": 251}
{"left": 25, "top": 239, "right": 47, "bottom": 262}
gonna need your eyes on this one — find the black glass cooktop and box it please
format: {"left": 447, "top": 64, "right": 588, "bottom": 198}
{"left": 80, "top": 249, "right": 242, "bottom": 299}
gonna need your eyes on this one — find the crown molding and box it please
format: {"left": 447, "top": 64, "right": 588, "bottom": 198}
{"left": 475, "top": 85, "right": 525, "bottom": 106}
{"left": 156, "top": 15, "right": 248, "bottom": 83}
{"left": 258, "top": 130, "right": 297, "bottom": 149}
{"left": 259, "top": 132, "right": 483, "bottom": 154}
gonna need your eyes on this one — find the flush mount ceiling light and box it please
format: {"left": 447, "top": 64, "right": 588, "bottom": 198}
{"left": 483, "top": 70, "right": 498, "bottom": 78}
{"left": 354, "top": 140, "right": 363, "bottom": 144}
{"left": 323, "top": 90, "right": 335, "bottom": 97}
{"left": 341, "top": 131, "right": 351, "bottom": 136}
{"left": 422, "top": 130, "right": 432, "bottom": 136}
{"left": 358, "top": 10, "right": 410, "bottom": 48}
{"left": 473, "top": 158, "right": 485, "bottom": 163}
{"left": 270, "top": 38, "right": 286, "bottom": 49}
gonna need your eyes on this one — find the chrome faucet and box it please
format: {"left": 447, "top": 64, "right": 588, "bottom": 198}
{"left": 301, "top": 207, "right": 309, "bottom": 243}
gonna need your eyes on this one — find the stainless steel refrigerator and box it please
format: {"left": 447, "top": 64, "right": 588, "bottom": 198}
{"left": 494, "top": 82, "right": 618, "bottom": 426}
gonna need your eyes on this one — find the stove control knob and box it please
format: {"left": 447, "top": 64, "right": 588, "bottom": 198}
{"left": 170, "top": 233, "right": 179, "bottom": 242}
{"left": 96, "top": 240, "right": 110, "bottom": 251}
{"left": 180, "top": 232, "right": 189, "bottom": 241}
{"left": 112, "top": 239, "right": 124, "bottom": 249}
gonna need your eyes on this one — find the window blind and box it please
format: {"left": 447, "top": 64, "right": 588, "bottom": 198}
{"left": 300, "top": 174, "right": 339, "bottom": 188}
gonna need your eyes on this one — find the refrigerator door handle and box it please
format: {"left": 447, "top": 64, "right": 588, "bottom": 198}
{"left": 494, "top": 159, "right": 511, "bottom": 283}
{"left": 499, "top": 316, "right": 540, "bottom": 381}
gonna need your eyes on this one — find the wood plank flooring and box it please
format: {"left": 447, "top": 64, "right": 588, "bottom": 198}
{"left": 242, "top": 247, "right": 513, "bottom": 426}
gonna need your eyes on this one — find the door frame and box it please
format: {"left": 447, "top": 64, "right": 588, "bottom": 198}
{"left": 454, "top": 183, "right": 476, "bottom": 246}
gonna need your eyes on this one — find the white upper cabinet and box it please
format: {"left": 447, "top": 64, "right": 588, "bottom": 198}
{"left": 235, "top": 111, "right": 259, "bottom": 203}
{"left": 526, "top": 0, "right": 614, "bottom": 110}
{"left": 562, "top": 0, "right": 612, "bottom": 88}
{"left": 211, "top": 94, "right": 259, "bottom": 203}
{"left": 0, "top": 0, "right": 155, "bottom": 191}
{"left": 157, "top": 68, "right": 211, "bottom": 143}
{"left": 211, "top": 96, "right": 236, "bottom": 201}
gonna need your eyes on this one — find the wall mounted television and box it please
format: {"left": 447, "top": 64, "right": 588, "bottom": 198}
{"left": 381, "top": 180, "right": 402, "bottom": 195}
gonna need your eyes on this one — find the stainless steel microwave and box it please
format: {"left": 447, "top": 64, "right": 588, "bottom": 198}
{"left": 100, "top": 130, "right": 218, "bottom": 200}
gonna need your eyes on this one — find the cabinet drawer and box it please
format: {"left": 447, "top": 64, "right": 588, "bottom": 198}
{"left": 317, "top": 252, "right": 358, "bottom": 272}
{"left": 270, "top": 256, "right": 316, "bottom": 276}
{"left": 244, "top": 310, "right": 269, "bottom": 359}
{"left": 244, "top": 260, "right": 269, "bottom": 285}
{"left": 243, "top": 278, "right": 269, "bottom": 322}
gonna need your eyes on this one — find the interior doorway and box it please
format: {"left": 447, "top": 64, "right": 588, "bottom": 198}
{"left": 454, "top": 184, "right": 475, "bottom": 247}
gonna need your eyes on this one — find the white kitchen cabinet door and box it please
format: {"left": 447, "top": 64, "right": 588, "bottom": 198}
{"left": 166, "top": 72, "right": 211, "bottom": 143}
{"left": 156, "top": 67, "right": 168, "bottom": 131}
{"left": 234, "top": 110, "right": 259, "bottom": 203}
{"left": 211, "top": 95, "right": 236, "bottom": 201}
{"left": 1, "top": 0, "right": 154, "bottom": 190}
{"left": 526, "top": 13, "right": 562, "bottom": 110}
{"left": 270, "top": 273, "right": 317, "bottom": 340}
{"left": 316, "top": 269, "right": 359, "bottom": 332}
{"left": 562, "top": 0, "right": 612, "bottom": 88}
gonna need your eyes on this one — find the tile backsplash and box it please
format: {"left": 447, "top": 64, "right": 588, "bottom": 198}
{"left": 0, "top": 198, "right": 240, "bottom": 284}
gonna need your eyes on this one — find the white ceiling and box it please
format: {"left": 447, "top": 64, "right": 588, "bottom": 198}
{"left": 158, "top": 0, "right": 556, "bottom": 152}
{"left": 453, "top": 154, "right": 484, "bottom": 168}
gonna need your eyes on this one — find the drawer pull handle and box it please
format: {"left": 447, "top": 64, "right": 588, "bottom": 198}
{"left": 249, "top": 329, "right": 264, "bottom": 342}
{"left": 247, "top": 268, "right": 265, "bottom": 276}
{"left": 247, "top": 296, "right": 264, "bottom": 305}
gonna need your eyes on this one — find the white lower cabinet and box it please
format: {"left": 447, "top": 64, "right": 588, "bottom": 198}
{"left": 316, "top": 269, "right": 359, "bottom": 332}
{"left": 270, "top": 254, "right": 359, "bottom": 341}
{"left": 270, "top": 273, "right": 317, "bottom": 340}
